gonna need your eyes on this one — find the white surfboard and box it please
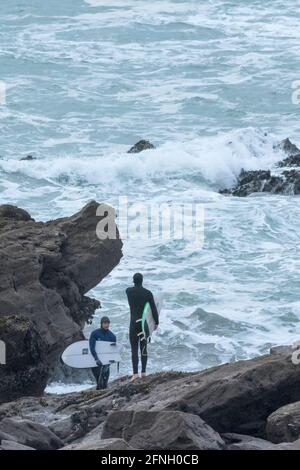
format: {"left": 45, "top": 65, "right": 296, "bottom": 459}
{"left": 140, "top": 294, "right": 163, "bottom": 340}
{"left": 61, "top": 340, "right": 122, "bottom": 369}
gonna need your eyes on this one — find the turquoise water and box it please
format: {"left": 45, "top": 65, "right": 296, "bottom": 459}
{"left": 1, "top": 0, "right": 300, "bottom": 382}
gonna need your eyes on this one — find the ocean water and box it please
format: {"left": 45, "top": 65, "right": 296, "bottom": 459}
{"left": 1, "top": 0, "right": 300, "bottom": 390}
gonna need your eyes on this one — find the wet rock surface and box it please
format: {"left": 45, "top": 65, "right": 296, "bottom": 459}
{"left": 0, "top": 417, "right": 63, "bottom": 450}
{"left": 102, "top": 410, "right": 225, "bottom": 450}
{"left": 0, "top": 201, "right": 123, "bottom": 402}
{"left": 1, "top": 348, "right": 300, "bottom": 450}
{"left": 127, "top": 140, "right": 155, "bottom": 153}
{"left": 220, "top": 138, "right": 300, "bottom": 196}
{"left": 266, "top": 401, "right": 300, "bottom": 444}
{"left": 20, "top": 155, "right": 36, "bottom": 161}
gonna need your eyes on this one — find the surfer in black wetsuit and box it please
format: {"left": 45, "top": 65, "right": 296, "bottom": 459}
{"left": 126, "top": 273, "right": 159, "bottom": 382}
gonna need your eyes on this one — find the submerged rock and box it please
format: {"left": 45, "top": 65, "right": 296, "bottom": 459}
{"left": 20, "top": 155, "right": 36, "bottom": 161}
{"left": 220, "top": 138, "right": 300, "bottom": 196}
{"left": 220, "top": 168, "right": 300, "bottom": 196}
{"left": 281, "top": 169, "right": 300, "bottom": 193}
{"left": 220, "top": 169, "right": 284, "bottom": 196}
{"left": 127, "top": 140, "right": 155, "bottom": 154}
{"left": 0, "top": 201, "right": 123, "bottom": 402}
{"left": 278, "top": 154, "right": 300, "bottom": 168}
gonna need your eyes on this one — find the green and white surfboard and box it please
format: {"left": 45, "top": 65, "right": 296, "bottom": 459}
{"left": 140, "top": 294, "right": 163, "bottom": 341}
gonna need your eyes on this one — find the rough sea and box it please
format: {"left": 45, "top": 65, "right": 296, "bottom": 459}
{"left": 0, "top": 0, "right": 300, "bottom": 391}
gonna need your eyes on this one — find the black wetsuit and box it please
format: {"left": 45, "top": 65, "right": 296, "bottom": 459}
{"left": 126, "top": 285, "right": 159, "bottom": 374}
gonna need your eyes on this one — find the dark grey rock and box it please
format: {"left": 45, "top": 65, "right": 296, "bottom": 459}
{"left": 0, "top": 204, "right": 32, "bottom": 222}
{"left": 49, "top": 361, "right": 94, "bottom": 385}
{"left": 220, "top": 168, "right": 300, "bottom": 196}
{"left": 266, "top": 401, "right": 300, "bottom": 443}
{"left": 1, "top": 347, "right": 300, "bottom": 449}
{"left": 20, "top": 155, "right": 36, "bottom": 161}
{"left": 223, "top": 432, "right": 300, "bottom": 450}
{"left": 0, "top": 439, "right": 35, "bottom": 450}
{"left": 49, "top": 412, "right": 90, "bottom": 443}
{"left": 223, "top": 433, "right": 276, "bottom": 450}
{"left": 270, "top": 346, "right": 293, "bottom": 356}
{"left": 0, "top": 418, "right": 63, "bottom": 450}
{"left": 281, "top": 169, "right": 300, "bottom": 193}
{"left": 62, "top": 437, "right": 133, "bottom": 450}
{"left": 102, "top": 410, "right": 224, "bottom": 450}
{"left": 276, "top": 439, "right": 300, "bottom": 450}
{"left": 0, "top": 429, "right": 18, "bottom": 442}
{"left": 278, "top": 154, "right": 300, "bottom": 167}
{"left": 220, "top": 169, "right": 284, "bottom": 197}
{"left": 128, "top": 140, "right": 155, "bottom": 154}
{"left": 0, "top": 316, "right": 49, "bottom": 400}
{"left": 275, "top": 138, "right": 300, "bottom": 156}
{"left": 0, "top": 201, "right": 123, "bottom": 402}
{"left": 220, "top": 139, "right": 300, "bottom": 196}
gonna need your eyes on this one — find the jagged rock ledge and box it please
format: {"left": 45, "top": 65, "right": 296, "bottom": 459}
{"left": 220, "top": 138, "right": 300, "bottom": 196}
{"left": 1, "top": 347, "right": 300, "bottom": 450}
{"left": 0, "top": 201, "right": 123, "bottom": 403}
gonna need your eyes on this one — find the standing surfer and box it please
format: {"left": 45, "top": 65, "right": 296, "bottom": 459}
{"left": 89, "top": 316, "right": 117, "bottom": 390}
{"left": 126, "top": 273, "right": 159, "bottom": 382}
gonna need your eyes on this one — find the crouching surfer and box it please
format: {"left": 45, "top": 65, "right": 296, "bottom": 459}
{"left": 126, "top": 273, "right": 159, "bottom": 382}
{"left": 89, "top": 316, "right": 117, "bottom": 390}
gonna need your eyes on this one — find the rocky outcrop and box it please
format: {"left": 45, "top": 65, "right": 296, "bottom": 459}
{"left": 62, "top": 438, "right": 133, "bottom": 451}
{"left": 1, "top": 347, "right": 300, "bottom": 450}
{"left": 220, "top": 138, "right": 300, "bottom": 196}
{"left": 127, "top": 140, "right": 155, "bottom": 153}
{"left": 266, "top": 401, "right": 300, "bottom": 443}
{"left": 220, "top": 169, "right": 285, "bottom": 196}
{"left": 20, "top": 155, "right": 36, "bottom": 161}
{"left": 0, "top": 201, "right": 123, "bottom": 402}
{"left": 102, "top": 410, "right": 225, "bottom": 450}
{"left": 0, "top": 439, "right": 36, "bottom": 450}
{"left": 0, "top": 418, "right": 63, "bottom": 450}
{"left": 274, "top": 138, "right": 300, "bottom": 156}
{"left": 277, "top": 154, "right": 300, "bottom": 168}
{"left": 223, "top": 433, "right": 277, "bottom": 450}
{"left": 223, "top": 433, "right": 300, "bottom": 450}
{"left": 220, "top": 168, "right": 300, "bottom": 196}
{"left": 0, "top": 316, "right": 48, "bottom": 400}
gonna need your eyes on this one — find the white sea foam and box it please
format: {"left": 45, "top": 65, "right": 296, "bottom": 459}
{"left": 45, "top": 382, "right": 93, "bottom": 394}
{"left": 0, "top": 129, "right": 284, "bottom": 190}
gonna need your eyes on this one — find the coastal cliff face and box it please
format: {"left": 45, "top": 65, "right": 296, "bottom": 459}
{"left": 0, "top": 202, "right": 123, "bottom": 403}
